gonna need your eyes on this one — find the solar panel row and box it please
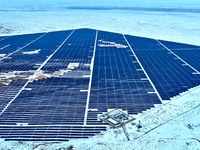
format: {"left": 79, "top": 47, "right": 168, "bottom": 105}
{"left": 0, "top": 125, "right": 106, "bottom": 141}
{"left": 0, "top": 29, "right": 96, "bottom": 126}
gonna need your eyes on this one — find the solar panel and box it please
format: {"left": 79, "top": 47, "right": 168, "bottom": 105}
{"left": 0, "top": 28, "right": 200, "bottom": 141}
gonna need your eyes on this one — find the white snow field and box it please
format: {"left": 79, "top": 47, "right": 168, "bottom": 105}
{"left": 0, "top": 8, "right": 200, "bottom": 46}
{"left": 0, "top": 7, "right": 200, "bottom": 150}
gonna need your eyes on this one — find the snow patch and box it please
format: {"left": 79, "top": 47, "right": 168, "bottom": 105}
{"left": 67, "top": 63, "right": 79, "bottom": 70}
{"left": 33, "top": 63, "right": 80, "bottom": 80}
{"left": 0, "top": 70, "right": 35, "bottom": 85}
{"left": 23, "top": 49, "right": 41, "bottom": 55}
{"left": 98, "top": 40, "right": 128, "bottom": 49}
{"left": 0, "top": 53, "right": 6, "bottom": 57}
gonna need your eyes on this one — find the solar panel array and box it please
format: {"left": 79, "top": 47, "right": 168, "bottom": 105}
{"left": 87, "top": 31, "right": 161, "bottom": 125}
{"left": 0, "top": 29, "right": 200, "bottom": 141}
{"left": 125, "top": 35, "right": 200, "bottom": 100}
{"left": 158, "top": 40, "right": 200, "bottom": 72}
{"left": 0, "top": 30, "right": 72, "bottom": 117}
{"left": 0, "top": 29, "right": 96, "bottom": 125}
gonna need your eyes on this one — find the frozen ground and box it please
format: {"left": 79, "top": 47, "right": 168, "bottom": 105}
{"left": 0, "top": 8, "right": 200, "bottom": 46}
{"left": 0, "top": 7, "right": 200, "bottom": 150}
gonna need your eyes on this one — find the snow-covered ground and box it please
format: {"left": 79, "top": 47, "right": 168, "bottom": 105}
{"left": 0, "top": 8, "right": 200, "bottom": 46}
{"left": 0, "top": 7, "right": 200, "bottom": 150}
